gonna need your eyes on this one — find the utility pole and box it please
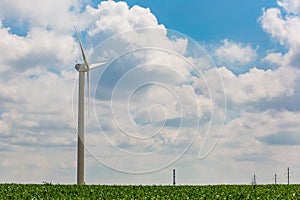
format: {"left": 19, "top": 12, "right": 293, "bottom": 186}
{"left": 173, "top": 169, "right": 176, "bottom": 186}
{"left": 287, "top": 167, "right": 290, "bottom": 185}
{"left": 253, "top": 173, "right": 257, "bottom": 185}
{"left": 251, "top": 173, "right": 257, "bottom": 187}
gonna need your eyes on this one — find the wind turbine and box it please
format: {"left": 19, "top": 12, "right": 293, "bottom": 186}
{"left": 74, "top": 27, "right": 106, "bottom": 185}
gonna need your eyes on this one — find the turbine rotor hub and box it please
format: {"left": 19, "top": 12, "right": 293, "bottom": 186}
{"left": 75, "top": 63, "right": 89, "bottom": 72}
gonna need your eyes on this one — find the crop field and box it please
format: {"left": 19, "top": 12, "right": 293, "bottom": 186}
{"left": 1, "top": 184, "right": 300, "bottom": 199}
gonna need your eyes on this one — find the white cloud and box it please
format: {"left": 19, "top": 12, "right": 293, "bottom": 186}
{"left": 1, "top": 109, "right": 39, "bottom": 128}
{"left": 260, "top": 8, "right": 300, "bottom": 48}
{"left": 0, "top": 23, "right": 78, "bottom": 71}
{"left": 87, "top": 2, "right": 163, "bottom": 35}
{"left": 60, "top": 1, "right": 227, "bottom": 174}
{"left": 215, "top": 66, "right": 297, "bottom": 104}
{"left": 215, "top": 39, "right": 257, "bottom": 65}
{"left": 277, "top": 0, "right": 300, "bottom": 14}
{"left": 221, "top": 109, "right": 300, "bottom": 161}
{"left": 0, "top": 0, "right": 81, "bottom": 32}
{"left": 0, "top": 120, "right": 10, "bottom": 136}
{"left": 260, "top": 2, "right": 300, "bottom": 68}
{"left": 0, "top": 67, "right": 75, "bottom": 113}
{"left": 0, "top": 65, "right": 77, "bottom": 156}
{"left": 83, "top": 1, "right": 188, "bottom": 61}
{"left": 262, "top": 51, "right": 283, "bottom": 66}
{"left": 0, "top": 0, "right": 205, "bottom": 181}
{"left": 0, "top": 0, "right": 300, "bottom": 185}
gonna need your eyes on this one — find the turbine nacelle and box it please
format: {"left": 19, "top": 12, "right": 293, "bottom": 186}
{"left": 75, "top": 63, "right": 89, "bottom": 72}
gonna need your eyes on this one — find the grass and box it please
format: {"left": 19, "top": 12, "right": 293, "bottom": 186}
{"left": 1, "top": 183, "right": 300, "bottom": 199}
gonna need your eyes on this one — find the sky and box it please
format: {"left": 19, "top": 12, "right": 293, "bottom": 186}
{"left": 1, "top": 0, "right": 300, "bottom": 185}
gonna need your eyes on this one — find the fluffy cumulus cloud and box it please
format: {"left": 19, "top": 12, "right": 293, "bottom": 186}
{"left": 215, "top": 39, "right": 257, "bottom": 65}
{"left": 260, "top": 0, "right": 300, "bottom": 68}
{"left": 0, "top": 0, "right": 79, "bottom": 181}
{"left": 1, "top": 0, "right": 300, "bottom": 185}
{"left": 200, "top": 0, "right": 300, "bottom": 183}
{"left": 0, "top": 0, "right": 81, "bottom": 32}
{"left": 86, "top": 1, "right": 164, "bottom": 35}
{"left": 71, "top": 1, "right": 226, "bottom": 174}
{"left": 220, "top": 109, "right": 300, "bottom": 165}
{"left": 0, "top": 25, "right": 77, "bottom": 73}
{"left": 217, "top": 66, "right": 297, "bottom": 104}
{"left": 277, "top": 0, "right": 300, "bottom": 14}
{"left": 0, "top": 0, "right": 220, "bottom": 183}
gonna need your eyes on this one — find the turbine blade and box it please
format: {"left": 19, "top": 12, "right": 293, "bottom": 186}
{"left": 74, "top": 26, "right": 89, "bottom": 69}
{"left": 90, "top": 61, "right": 107, "bottom": 69}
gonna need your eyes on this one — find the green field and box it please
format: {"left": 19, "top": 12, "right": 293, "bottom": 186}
{"left": 1, "top": 184, "right": 299, "bottom": 199}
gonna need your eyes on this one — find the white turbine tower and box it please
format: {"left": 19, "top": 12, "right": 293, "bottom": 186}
{"left": 74, "top": 27, "right": 106, "bottom": 185}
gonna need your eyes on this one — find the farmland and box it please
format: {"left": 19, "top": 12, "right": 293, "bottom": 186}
{"left": 0, "top": 184, "right": 299, "bottom": 199}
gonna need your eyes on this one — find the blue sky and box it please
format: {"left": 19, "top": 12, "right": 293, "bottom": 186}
{"left": 112, "top": 0, "right": 279, "bottom": 48}
{"left": 94, "top": 0, "right": 285, "bottom": 72}
{"left": 1, "top": 0, "right": 300, "bottom": 185}
{"left": 116, "top": 0, "right": 272, "bottom": 39}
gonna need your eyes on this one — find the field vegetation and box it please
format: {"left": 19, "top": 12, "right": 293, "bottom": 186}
{"left": 1, "top": 183, "right": 299, "bottom": 199}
